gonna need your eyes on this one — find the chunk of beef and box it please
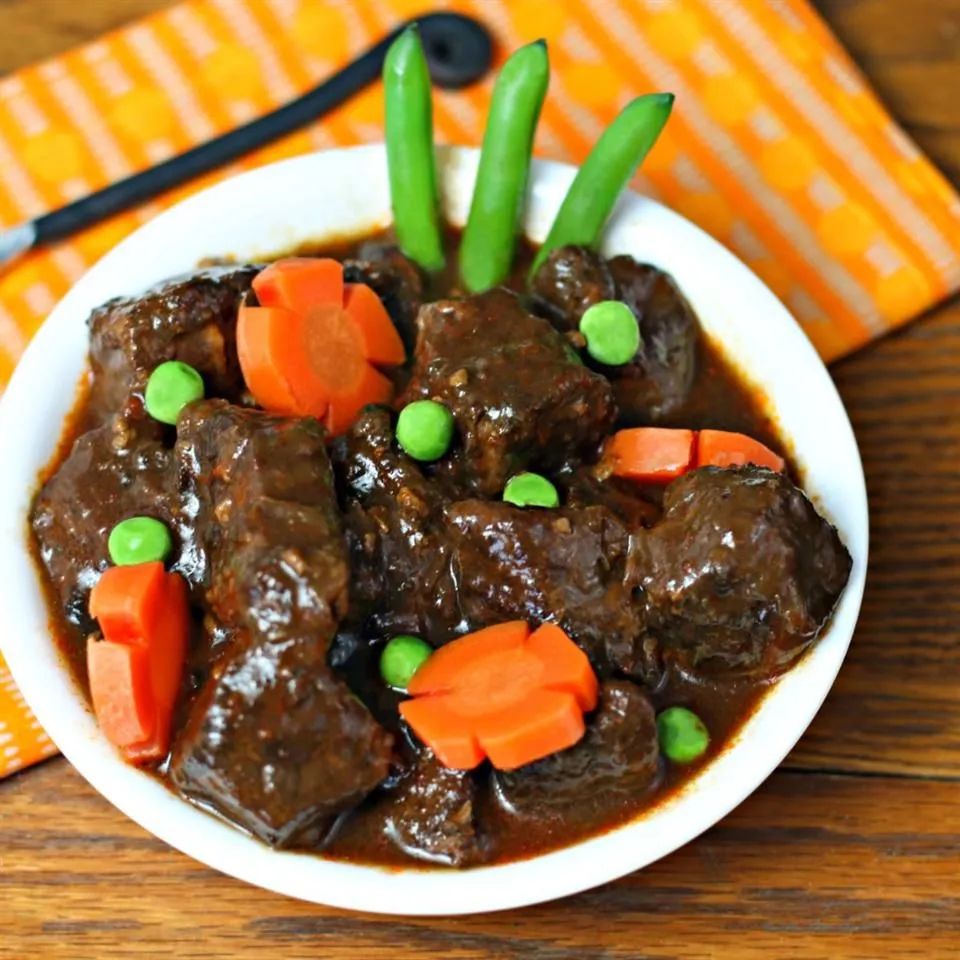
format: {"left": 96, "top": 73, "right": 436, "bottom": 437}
{"left": 445, "top": 500, "right": 644, "bottom": 676}
{"left": 530, "top": 245, "right": 615, "bottom": 330}
{"left": 170, "top": 400, "right": 391, "bottom": 843}
{"left": 170, "top": 634, "right": 393, "bottom": 847}
{"left": 636, "top": 466, "right": 852, "bottom": 676}
{"left": 334, "top": 407, "right": 463, "bottom": 639}
{"left": 530, "top": 247, "right": 699, "bottom": 422}
{"left": 406, "top": 288, "right": 616, "bottom": 495}
{"left": 31, "top": 422, "right": 171, "bottom": 628}
{"left": 344, "top": 243, "right": 424, "bottom": 351}
{"left": 173, "top": 400, "right": 348, "bottom": 640}
{"left": 493, "top": 680, "right": 660, "bottom": 822}
{"left": 607, "top": 256, "right": 698, "bottom": 422}
{"left": 88, "top": 266, "right": 257, "bottom": 420}
{"left": 381, "top": 751, "right": 481, "bottom": 866}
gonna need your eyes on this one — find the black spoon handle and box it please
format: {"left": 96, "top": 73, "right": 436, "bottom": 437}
{"left": 11, "top": 12, "right": 491, "bottom": 255}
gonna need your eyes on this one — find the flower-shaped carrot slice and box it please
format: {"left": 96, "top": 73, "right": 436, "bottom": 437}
{"left": 400, "top": 621, "right": 599, "bottom": 771}
{"left": 238, "top": 258, "right": 405, "bottom": 436}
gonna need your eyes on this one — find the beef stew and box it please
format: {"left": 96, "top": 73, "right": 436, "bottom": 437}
{"left": 31, "top": 229, "right": 851, "bottom": 869}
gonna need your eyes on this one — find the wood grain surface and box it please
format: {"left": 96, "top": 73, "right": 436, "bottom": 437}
{"left": 2, "top": 1, "right": 959, "bottom": 958}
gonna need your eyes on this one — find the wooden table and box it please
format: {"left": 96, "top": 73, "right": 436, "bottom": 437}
{"left": 2, "top": 2, "right": 958, "bottom": 957}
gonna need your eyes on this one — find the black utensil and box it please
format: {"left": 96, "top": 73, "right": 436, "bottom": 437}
{"left": 0, "top": 12, "right": 493, "bottom": 268}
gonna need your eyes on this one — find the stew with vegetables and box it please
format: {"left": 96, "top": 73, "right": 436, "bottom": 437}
{"left": 31, "top": 227, "right": 851, "bottom": 867}
{"left": 28, "top": 27, "right": 851, "bottom": 869}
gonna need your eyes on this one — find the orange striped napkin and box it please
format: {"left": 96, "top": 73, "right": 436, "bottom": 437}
{"left": 1, "top": 0, "right": 958, "bottom": 778}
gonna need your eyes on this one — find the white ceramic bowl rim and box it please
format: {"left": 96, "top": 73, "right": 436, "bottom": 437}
{"left": 0, "top": 144, "right": 867, "bottom": 915}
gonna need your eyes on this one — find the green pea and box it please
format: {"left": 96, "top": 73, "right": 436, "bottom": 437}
{"left": 503, "top": 472, "right": 560, "bottom": 508}
{"left": 396, "top": 399, "right": 454, "bottom": 461}
{"left": 657, "top": 706, "right": 710, "bottom": 764}
{"left": 579, "top": 300, "right": 640, "bottom": 365}
{"left": 380, "top": 635, "right": 433, "bottom": 691}
{"left": 108, "top": 516, "right": 173, "bottom": 567}
{"left": 145, "top": 360, "right": 204, "bottom": 425}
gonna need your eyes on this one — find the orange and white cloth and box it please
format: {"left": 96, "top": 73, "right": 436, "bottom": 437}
{"left": 1, "top": 0, "right": 958, "bottom": 778}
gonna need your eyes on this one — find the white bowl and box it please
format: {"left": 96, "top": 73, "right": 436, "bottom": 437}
{"left": 0, "top": 144, "right": 867, "bottom": 915}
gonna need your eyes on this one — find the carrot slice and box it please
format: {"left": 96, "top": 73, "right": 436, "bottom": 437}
{"left": 89, "top": 562, "right": 166, "bottom": 648}
{"left": 237, "top": 303, "right": 318, "bottom": 417}
{"left": 527, "top": 623, "right": 599, "bottom": 712}
{"left": 398, "top": 696, "right": 485, "bottom": 770}
{"left": 473, "top": 688, "right": 586, "bottom": 771}
{"left": 343, "top": 283, "right": 406, "bottom": 366}
{"left": 697, "top": 429, "right": 786, "bottom": 472}
{"left": 606, "top": 427, "right": 695, "bottom": 483}
{"left": 127, "top": 572, "right": 190, "bottom": 763}
{"left": 408, "top": 621, "right": 530, "bottom": 696}
{"left": 253, "top": 257, "right": 344, "bottom": 313}
{"left": 89, "top": 565, "right": 190, "bottom": 764}
{"left": 238, "top": 258, "right": 405, "bottom": 435}
{"left": 401, "top": 621, "right": 598, "bottom": 770}
{"left": 87, "top": 638, "right": 154, "bottom": 749}
{"left": 324, "top": 363, "right": 394, "bottom": 437}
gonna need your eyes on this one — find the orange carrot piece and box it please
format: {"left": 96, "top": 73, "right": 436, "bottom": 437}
{"left": 126, "top": 572, "right": 189, "bottom": 763}
{"left": 473, "top": 688, "right": 586, "bottom": 771}
{"left": 398, "top": 696, "right": 485, "bottom": 770}
{"left": 697, "top": 429, "right": 786, "bottom": 472}
{"left": 239, "top": 259, "right": 404, "bottom": 434}
{"left": 87, "top": 637, "right": 154, "bottom": 749}
{"left": 343, "top": 283, "right": 406, "bottom": 366}
{"left": 527, "top": 623, "right": 599, "bottom": 712}
{"left": 252, "top": 257, "right": 344, "bottom": 313}
{"left": 402, "top": 621, "right": 598, "bottom": 770}
{"left": 407, "top": 621, "right": 530, "bottom": 696}
{"left": 237, "top": 303, "right": 321, "bottom": 417}
{"left": 324, "top": 363, "right": 394, "bottom": 437}
{"left": 89, "top": 567, "right": 190, "bottom": 764}
{"left": 606, "top": 427, "right": 695, "bottom": 483}
{"left": 89, "top": 562, "right": 166, "bottom": 648}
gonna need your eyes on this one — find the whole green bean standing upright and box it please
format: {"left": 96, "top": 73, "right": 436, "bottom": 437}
{"left": 460, "top": 40, "right": 550, "bottom": 293}
{"left": 384, "top": 25, "right": 445, "bottom": 271}
{"left": 530, "top": 92, "right": 674, "bottom": 277}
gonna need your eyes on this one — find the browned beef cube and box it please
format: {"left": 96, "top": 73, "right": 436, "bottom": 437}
{"left": 607, "top": 256, "right": 698, "bottom": 422}
{"left": 88, "top": 266, "right": 257, "bottom": 420}
{"left": 406, "top": 288, "right": 616, "bottom": 495}
{"left": 170, "top": 635, "right": 393, "bottom": 847}
{"left": 174, "top": 400, "right": 348, "bottom": 641}
{"left": 31, "top": 423, "right": 172, "bottom": 629}
{"left": 530, "top": 246, "right": 699, "bottom": 423}
{"left": 444, "top": 499, "right": 644, "bottom": 676}
{"left": 381, "top": 751, "right": 481, "bottom": 866}
{"left": 530, "top": 244, "right": 616, "bottom": 330}
{"left": 169, "top": 401, "right": 391, "bottom": 843}
{"left": 344, "top": 243, "right": 424, "bottom": 352}
{"left": 335, "top": 407, "right": 463, "bottom": 640}
{"left": 636, "top": 466, "right": 852, "bottom": 676}
{"left": 492, "top": 681, "right": 660, "bottom": 823}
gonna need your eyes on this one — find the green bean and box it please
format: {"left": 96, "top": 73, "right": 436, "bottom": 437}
{"left": 530, "top": 92, "right": 674, "bottom": 278}
{"left": 460, "top": 40, "right": 549, "bottom": 293}
{"left": 384, "top": 25, "right": 445, "bottom": 271}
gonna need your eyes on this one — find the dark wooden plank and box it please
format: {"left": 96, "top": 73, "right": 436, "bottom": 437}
{"left": 2, "top": 760, "right": 957, "bottom": 959}
{"left": 787, "top": 299, "right": 960, "bottom": 776}
{"left": 814, "top": 0, "right": 960, "bottom": 180}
